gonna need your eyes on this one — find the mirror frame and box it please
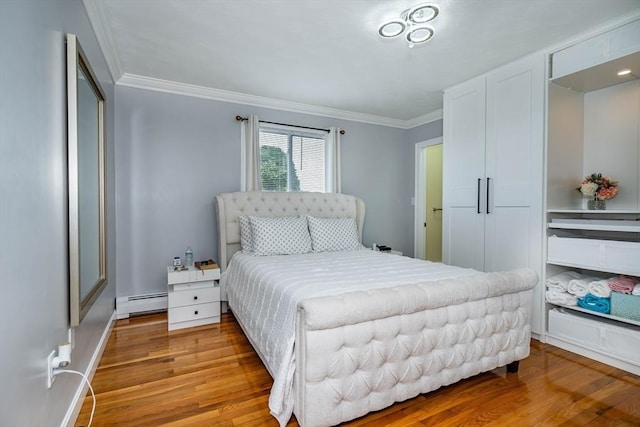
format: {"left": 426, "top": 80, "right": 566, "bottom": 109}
{"left": 67, "top": 34, "right": 107, "bottom": 326}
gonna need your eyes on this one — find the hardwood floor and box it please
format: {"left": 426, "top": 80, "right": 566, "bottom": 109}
{"left": 76, "top": 312, "right": 640, "bottom": 426}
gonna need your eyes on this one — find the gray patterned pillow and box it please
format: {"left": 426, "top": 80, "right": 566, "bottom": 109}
{"left": 239, "top": 215, "right": 253, "bottom": 253}
{"left": 307, "top": 216, "right": 362, "bottom": 252}
{"left": 249, "top": 215, "right": 312, "bottom": 256}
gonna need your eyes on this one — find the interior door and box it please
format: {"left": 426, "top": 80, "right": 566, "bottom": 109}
{"left": 442, "top": 77, "right": 486, "bottom": 270}
{"left": 425, "top": 144, "right": 443, "bottom": 262}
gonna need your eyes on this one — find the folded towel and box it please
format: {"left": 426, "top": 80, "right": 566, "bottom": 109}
{"left": 607, "top": 275, "right": 640, "bottom": 294}
{"left": 633, "top": 284, "right": 640, "bottom": 296}
{"left": 588, "top": 279, "right": 612, "bottom": 298}
{"left": 545, "top": 290, "right": 578, "bottom": 306}
{"left": 546, "top": 271, "right": 583, "bottom": 292}
{"left": 566, "top": 277, "right": 599, "bottom": 297}
{"left": 578, "top": 293, "right": 610, "bottom": 314}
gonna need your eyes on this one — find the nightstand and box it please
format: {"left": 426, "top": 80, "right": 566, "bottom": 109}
{"left": 167, "top": 265, "right": 221, "bottom": 331}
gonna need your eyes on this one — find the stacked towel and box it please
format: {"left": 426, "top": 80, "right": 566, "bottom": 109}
{"left": 545, "top": 290, "right": 578, "bottom": 306}
{"left": 588, "top": 279, "right": 612, "bottom": 298}
{"left": 567, "top": 277, "right": 599, "bottom": 297}
{"left": 546, "top": 271, "right": 583, "bottom": 292}
{"left": 607, "top": 275, "right": 640, "bottom": 294}
{"left": 633, "top": 284, "right": 640, "bottom": 296}
{"left": 578, "top": 293, "right": 611, "bottom": 314}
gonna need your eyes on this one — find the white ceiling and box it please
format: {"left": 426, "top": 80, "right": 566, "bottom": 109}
{"left": 86, "top": 0, "right": 640, "bottom": 127}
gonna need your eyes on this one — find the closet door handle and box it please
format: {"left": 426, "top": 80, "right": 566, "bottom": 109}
{"left": 477, "top": 178, "right": 481, "bottom": 214}
{"left": 486, "top": 177, "right": 491, "bottom": 214}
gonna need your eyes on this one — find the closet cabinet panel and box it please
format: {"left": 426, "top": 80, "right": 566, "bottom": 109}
{"left": 486, "top": 61, "right": 542, "bottom": 207}
{"left": 550, "top": 19, "right": 640, "bottom": 80}
{"left": 442, "top": 78, "right": 486, "bottom": 206}
{"left": 443, "top": 77, "right": 486, "bottom": 271}
{"left": 485, "top": 54, "right": 544, "bottom": 278}
{"left": 445, "top": 207, "right": 485, "bottom": 270}
{"left": 485, "top": 208, "right": 531, "bottom": 273}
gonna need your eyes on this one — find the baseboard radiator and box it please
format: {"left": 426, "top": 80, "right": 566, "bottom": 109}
{"left": 116, "top": 292, "right": 168, "bottom": 319}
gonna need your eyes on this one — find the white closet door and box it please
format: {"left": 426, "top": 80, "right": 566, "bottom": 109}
{"left": 484, "top": 54, "right": 544, "bottom": 274}
{"left": 485, "top": 54, "right": 544, "bottom": 335}
{"left": 442, "top": 77, "right": 486, "bottom": 270}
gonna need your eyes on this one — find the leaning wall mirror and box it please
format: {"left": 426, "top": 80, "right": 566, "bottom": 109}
{"left": 67, "top": 34, "right": 107, "bottom": 326}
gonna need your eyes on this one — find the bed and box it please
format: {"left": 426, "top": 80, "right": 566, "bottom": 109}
{"left": 215, "top": 191, "right": 537, "bottom": 427}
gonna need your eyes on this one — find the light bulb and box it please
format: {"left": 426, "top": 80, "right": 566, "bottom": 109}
{"left": 617, "top": 69, "right": 632, "bottom": 76}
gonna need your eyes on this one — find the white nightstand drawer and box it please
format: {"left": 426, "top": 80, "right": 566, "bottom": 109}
{"left": 172, "top": 280, "right": 215, "bottom": 292}
{"left": 167, "top": 266, "right": 221, "bottom": 284}
{"left": 168, "top": 302, "right": 220, "bottom": 325}
{"left": 169, "top": 286, "right": 220, "bottom": 309}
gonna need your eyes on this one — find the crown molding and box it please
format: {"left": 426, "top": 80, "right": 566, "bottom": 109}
{"left": 117, "top": 73, "right": 438, "bottom": 129}
{"left": 83, "top": 0, "right": 123, "bottom": 82}
{"left": 404, "top": 109, "right": 443, "bottom": 128}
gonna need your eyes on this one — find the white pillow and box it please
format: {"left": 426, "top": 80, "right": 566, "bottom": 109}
{"left": 307, "top": 216, "right": 362, "bottom": 252}
{"left": 239, "top": 215, "right": 253, "bottom": 253}
{"left": 249, "top": 215, "right": 312, "bottom": 256}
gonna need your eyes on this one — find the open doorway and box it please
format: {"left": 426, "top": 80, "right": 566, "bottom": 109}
{"left": 414, "top": 137, "right": 443, "bottom": 261}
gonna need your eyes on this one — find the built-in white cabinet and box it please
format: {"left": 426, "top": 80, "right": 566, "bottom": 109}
{"left": 443, "top": 53, "right": 545, "bottom": 334}
{"left": 550, "top": 19, "right": 640, "bottom": 80}
{"left": 543, "top": 17, "right": 640, "bottom": 375}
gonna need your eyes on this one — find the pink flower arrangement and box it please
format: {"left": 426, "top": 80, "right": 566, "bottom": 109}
{"left": 577, "top": 173, "right": 618, "bottom": 200}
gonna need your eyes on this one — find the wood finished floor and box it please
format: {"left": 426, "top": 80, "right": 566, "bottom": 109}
{"left": 76, "top": 312, "right": 640, "bottom": 426}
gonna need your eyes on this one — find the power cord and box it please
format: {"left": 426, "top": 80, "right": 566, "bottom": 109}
{"left": 53, "top": 369, "right": 96, "bottom": 427}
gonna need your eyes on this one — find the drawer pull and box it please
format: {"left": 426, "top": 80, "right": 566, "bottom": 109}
{"left": 194, "top": 296, "right": 198, "bottom": 300}
{"left": 194, "top": 310, "right": 199, "bottom": 315}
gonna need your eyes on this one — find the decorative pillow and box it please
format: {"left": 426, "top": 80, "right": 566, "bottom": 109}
{"left": 249, "top": 215, "right": 312, "bottom": 256}
{"left": 239, "top": 215, "right": 253, "bottom": 253}
{"left": 307, "top": 216, "right": 362, "bottom": 252}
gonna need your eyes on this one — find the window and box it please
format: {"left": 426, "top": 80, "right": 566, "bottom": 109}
{"left": 259, "top": 127, "right": 326, "bottom": 192}
{"left": 240, "top": 115, "right": 341, "bottom": 193}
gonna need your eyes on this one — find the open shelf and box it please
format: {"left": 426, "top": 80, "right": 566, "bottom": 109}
{"left": 548, "top": 218, "right": 640, "bottom": 233}
{"left": 547, "top": 209, "right": 640, "bottom": 214}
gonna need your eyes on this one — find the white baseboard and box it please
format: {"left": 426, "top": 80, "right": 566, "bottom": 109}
{"left": 62, "top": 310, "right": 116, "bottom": 427}
{"left": 116, "top": 292, "right": 168, "bottom": 319}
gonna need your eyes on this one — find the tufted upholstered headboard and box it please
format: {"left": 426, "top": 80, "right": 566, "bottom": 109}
{"left": 215, "top": 191, "right": 366, "bottom": 271}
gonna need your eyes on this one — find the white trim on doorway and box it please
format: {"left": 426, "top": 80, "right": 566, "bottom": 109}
{"left": 414, "top": 137, "right": 443, "bottom": 260}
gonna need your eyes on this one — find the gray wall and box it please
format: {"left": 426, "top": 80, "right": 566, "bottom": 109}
{"left": 0, "top": 2, "right": 444, "bottom": 422}
{"left": 0, "top": 1, "right": 116, "bottom": 425}
{"left": 115, "top": 87, "right": 441, "bottom": 297}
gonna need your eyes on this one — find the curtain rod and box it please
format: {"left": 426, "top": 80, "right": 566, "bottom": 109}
{"left": 235, "top": 115, "right": 345, "bottom": 135}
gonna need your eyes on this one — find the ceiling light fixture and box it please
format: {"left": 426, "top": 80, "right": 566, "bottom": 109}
{"left": 617, "top": 69, "right": 632, "bottom": 76}
{"left": 378, "top": 3, "right": 439, "bottom": 48}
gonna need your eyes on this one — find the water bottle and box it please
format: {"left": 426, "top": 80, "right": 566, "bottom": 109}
{"left": 185, "top": 246, "right": 193, "bottom": 266}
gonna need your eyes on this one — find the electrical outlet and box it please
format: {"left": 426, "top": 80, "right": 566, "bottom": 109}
{"left": 47, "top": 350, "right": 56, "bottom": 388}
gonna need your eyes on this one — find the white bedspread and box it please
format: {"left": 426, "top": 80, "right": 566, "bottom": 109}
{"left": 221, "top": 250, "right": 479, "bottom": 425}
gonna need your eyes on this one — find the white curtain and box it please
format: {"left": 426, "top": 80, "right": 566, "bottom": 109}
{"left": 325, "top": 127, "right": 342, "bottom": 193}
{"left": 240, "top": 115, "right": 260, "bottom": 191}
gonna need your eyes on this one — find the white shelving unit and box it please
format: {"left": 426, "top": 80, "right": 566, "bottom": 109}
{"left": 543, "top": 17, "right": 640, "bottom": 375}
{"left": 544, "top": 211, "right": 640, "bottom": 375}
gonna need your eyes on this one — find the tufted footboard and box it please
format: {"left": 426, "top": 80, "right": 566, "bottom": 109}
{"left": 293, "top": 268, "right": 537, "bottom": 427}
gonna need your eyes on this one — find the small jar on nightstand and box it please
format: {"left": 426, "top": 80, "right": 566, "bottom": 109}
{"left": 166, "top": 265, "right": 221, "bottom": 331}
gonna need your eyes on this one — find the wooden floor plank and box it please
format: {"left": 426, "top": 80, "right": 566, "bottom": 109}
{"left": 76, "top": 312, "right": 640, "bottom": 426}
